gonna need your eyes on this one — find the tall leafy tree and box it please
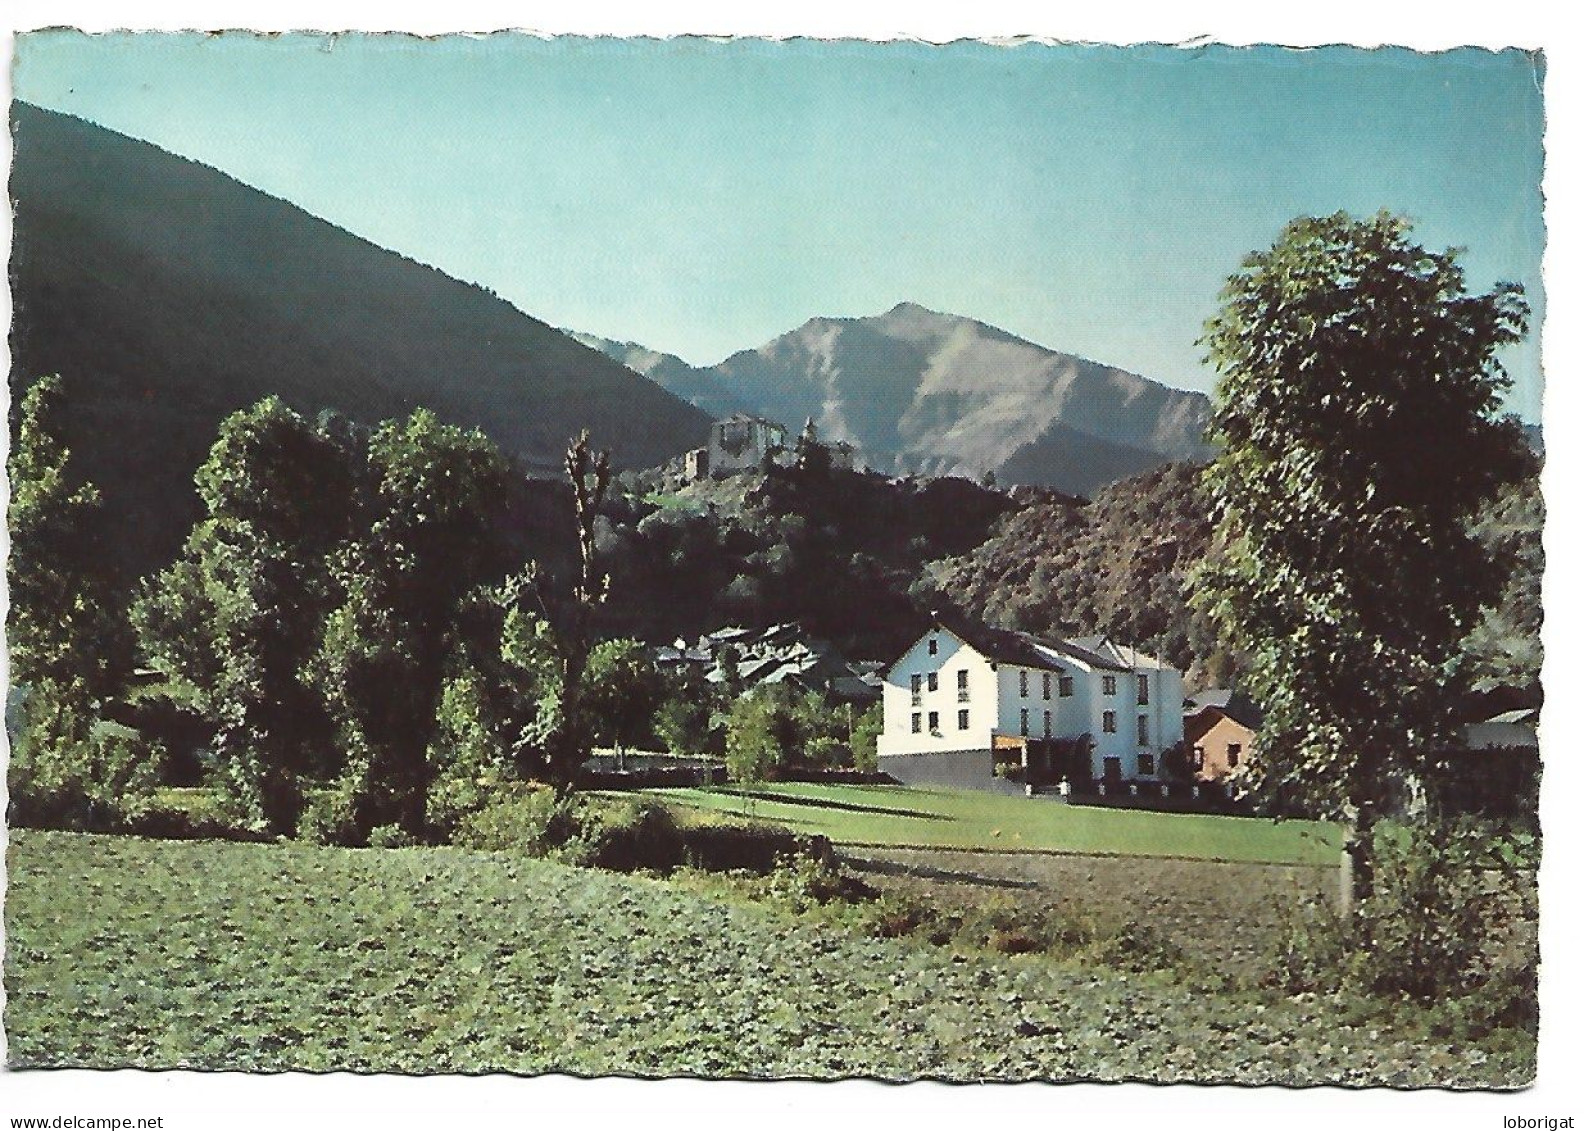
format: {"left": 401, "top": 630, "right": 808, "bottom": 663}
{"left": 8, "top": 375, "right": 149, "bottom": 827}
{"left": 8, "top": 375, "right": 125, "bottom": 699}
{"left": 132, "top": 397, "right": 358, "bottom": 832}
{"left": 582, "top": 638, "right": 666, "bottom": 768}
{"left": 1194, "top": 211, "right": 1531, "bottom": 910}
{"left": 310, "top": 409, "right": 511, "bottom": 840}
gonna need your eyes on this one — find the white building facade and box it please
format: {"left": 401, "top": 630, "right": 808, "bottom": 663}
{"left": 877, "top": 621, "right": 1184, "bottom": 793}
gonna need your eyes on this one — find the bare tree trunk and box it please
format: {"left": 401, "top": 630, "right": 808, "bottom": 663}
{"left": 1339, "top": 803, "right": 1377, "bottom": 919}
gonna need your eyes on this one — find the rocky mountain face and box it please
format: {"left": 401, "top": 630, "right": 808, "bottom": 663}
{"left": 566, "top": 332, "right": 751, "bottom": 420}
{"left": 10, "top": 103, "right": 711, "bottom": 578}
{"left": 577, "top": 302, "right": 1214, "bottom": 497}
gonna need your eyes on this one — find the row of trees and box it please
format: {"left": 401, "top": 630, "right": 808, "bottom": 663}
{"left": 7, "top": 386, "right": 883, "bottom": 842}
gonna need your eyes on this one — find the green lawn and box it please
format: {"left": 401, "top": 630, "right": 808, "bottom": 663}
{"left": 631, "top": 782, "right": 1342, "bottom": 865}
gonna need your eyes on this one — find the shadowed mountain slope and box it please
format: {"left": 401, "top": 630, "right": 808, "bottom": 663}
{"left": 9, "top": 102, "right": 711, "bottom": 577}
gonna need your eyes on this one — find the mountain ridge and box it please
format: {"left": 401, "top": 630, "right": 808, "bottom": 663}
{"left": 573, "top": 300, "right": 1214, "bottom": 495}
{"left": 9, "top": 102, "right": 712, "bottom": 577}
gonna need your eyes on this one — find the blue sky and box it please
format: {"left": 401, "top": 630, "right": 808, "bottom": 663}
{"left": 13, "top": 32, "right": 1546, "bottom": 419}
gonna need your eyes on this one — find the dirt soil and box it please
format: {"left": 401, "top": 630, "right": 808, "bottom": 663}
{"left": 839, "top": 845, "right": 1339, "bottom": 977}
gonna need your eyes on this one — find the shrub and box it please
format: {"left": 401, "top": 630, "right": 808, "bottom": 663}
{"left": 368, "top": 824, "right": 416, "bottom": 848}
{"left": 562, "top": 798, "right": 686, "bottom": 872}
{"left": 298, "top": 767, "right": 370, "bottom": 847}
{"left": 451, "top": 783, "right": 577, "bottom": 853}
{"left": 8, "top": 686, "right": 162, "bottom": 831}
{"left": 125, "top": 803, "right": 263, "bottom": 842}
{"left": 1263, "top": 818, "right": 1539, "bottom": 1037}
{"left": 867, "top": 893, "right": 932, "bottom": 939}
{"left": 680, "top": 821, "right": 806, "bottom": 874}
{"left": 1084, "top": 918, "right": 1189, "bottom": 975}
{"left": 760, "top": 855, "right": 878, "bottom": 912}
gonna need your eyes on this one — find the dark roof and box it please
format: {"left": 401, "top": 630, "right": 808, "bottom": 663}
{"left": 1185, "top": 688, "right": 1264, "bottom": 730}
{"left": 1481, "top": 708, "right": 1539, "bottom": 726}
{"left": 1050, "top": 635, "right": 1134, "bottom": 673}
{"left": 931, "top": 613, "right": 1066, "bottom": 673}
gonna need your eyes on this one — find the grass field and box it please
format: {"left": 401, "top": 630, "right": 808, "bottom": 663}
{"left": 631, "top": 783, "right": 1342, "bottom": 865}
{"left": 3, "top": 830, "right": 1530, "bottom": 1084}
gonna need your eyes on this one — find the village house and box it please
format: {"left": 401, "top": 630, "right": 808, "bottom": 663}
{"left": 653, "top": 622, "right": 882, "bottom": 704}
{"left": 877, "top": 617, "right": 1184, "bottom": 795}
{"left": 1182, "top": 688, "right": 1262, "bottom": 783}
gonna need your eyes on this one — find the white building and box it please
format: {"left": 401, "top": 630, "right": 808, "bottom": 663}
{"left": 877, "top": 618, "right": 1184, "bottom": 794}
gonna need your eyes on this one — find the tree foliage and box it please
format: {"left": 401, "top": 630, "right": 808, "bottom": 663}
{"left": 132, "top": 397, "right": 357, "bottom": 833}
{"left": 850, "top": 703, "right": 883, "bottom": 773}
{"left": 7, "top": 375, "right": 125, "bottom": 698}
{"left": 1193, "top": 211, "right": 1530, "bottom": 901}
{"left": 582, "top": 638, "right": 666, "bottom": 757}
{"left": 723, "top": 683, "right": 856, "bottom": 784}
{"left": 8, "top": 375, "right": 148, "bottom": 827}
{"left": 309, "top": 409, "right": 512, "bottom": 841}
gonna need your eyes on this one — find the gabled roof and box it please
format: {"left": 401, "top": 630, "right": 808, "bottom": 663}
{"left": 907, "top": 613, "right": 1179, "bottom": 676}
{"left": 1064, "top": 633, "right": 1165, "bottom": 668}
{"left": 931, "top": 614, "right": 1067, "bottom": 674}
{"left": 1049, "top": 635, "right": 1138, "bottom": 673}
{"left": 1185, "top": 688, "right": 1264, "bottom": 730}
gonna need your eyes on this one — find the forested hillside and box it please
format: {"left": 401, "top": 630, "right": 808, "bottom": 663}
{"left": 9, "top": 103, "right": 710, "bottom": 579}
{"left": 595, "top": 464, "right": 1021, "bottom": 660}
{"left": 917, "top": 463, "right": 1226, "bottom": 683}
{"left": 918, "top": 461, "right": 1543, "bottom": 697}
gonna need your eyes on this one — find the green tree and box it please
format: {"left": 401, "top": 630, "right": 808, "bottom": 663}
{"left": 310, "top": 409, "right": 511, "bottom": 841}
{"left": 7, "top": 375, "right": 125, "bottom": 698}
{"left": 1194, "top": 211, "right": 1530, "bottom": 912}
{"left": 724, "top": 690, "right": 783, "bottom": 789}
{"left": 583, "top": 638, "right": 666, "bottom": 768}
{"left": 1460, "top": 474, "right": 1543, "bottom": 700}
{"left": 652, "top": 668, "right": 725, "bottom": 759}
{"left": 850, "top": 703, "right": 883, "bottom": 773}
{"left": 7, "top": 375, "right": 149, "bottom": 828}
{"left": 132, "top": 397, "right": 357, "bottom": 833}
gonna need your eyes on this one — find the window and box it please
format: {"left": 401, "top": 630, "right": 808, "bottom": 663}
{"left": 1228, "top": 743, "right": 1242, "bottom": 769}
{"left": 1102, "top": 675, "right": 1117, "bottom": 696}
{"left": 958, "top": 709, "right": 970, "bottom": 731}
{"left": 1103, "top": 711, "right": 1117, "bottom": 734}
{"left": 928, "top": 710, "right": 939, "bottom": 732}
{"left": 1058, "top": 676, "right": 1074, "bottom": 698}
{"left": 1137, "top": 674, "right": 1150, "bottom": 705}
{"left": 1019, "top": 709, "right": 1029, "bottom": 736}
{"left": 1043, "top": 710, "right": 1052, "bottom": 738}
{"left": 957, "top": 669, "right": 970, "bottom": 702}
{"left": 910, "top": 673, "right": 922, "bottom": 706}
{"left": 928, "top": 637, "right": 938, "bottom": 656}
{"left": 1192, "top": 745, "right": 1205, "bottom": 771}
{"left": 1042, "top": 673, "right": 1052, "bottom": 700}
{"left": 1137, "top": 715, "right": 1149, "bottom": 746}
{"left": 1138, "top": 753, "right": 1156, "bottom": 776}
{"left": 1019, "top": 670, "right": 1028, "bottom": 697}
{"left": 928, "top": 672, "right": 939, "bottom": 693}
{"left": 911, "top": 713, "right": 922, "bottom": 734}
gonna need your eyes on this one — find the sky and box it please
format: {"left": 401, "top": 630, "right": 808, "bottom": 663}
{"left": 12, "top": 32, "right": 1547, "bottom": 419}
